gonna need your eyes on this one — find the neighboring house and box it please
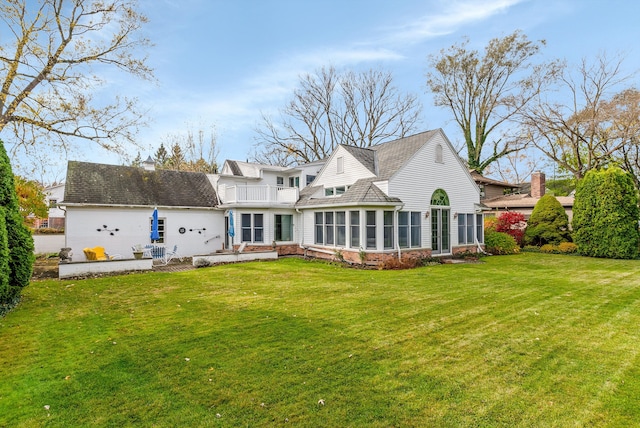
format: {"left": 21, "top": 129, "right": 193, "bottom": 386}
{"left": 62, "top": 129, "right": 484, "bottom": 262}
{"left": 63, "top": 160, "right": 222, "bottom": 261}
{"left": 470, "top": 171, "right": 520, "bottom": 201}
{"left": 34, "top": 183, "right": 66, "bottom": 229}
{"left": 482, "top": 172, "right": 575, "bottom": 222}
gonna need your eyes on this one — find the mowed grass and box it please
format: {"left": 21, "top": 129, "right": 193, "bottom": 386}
{"left": 1, "top": 254, "right": 640, "bottom": 427}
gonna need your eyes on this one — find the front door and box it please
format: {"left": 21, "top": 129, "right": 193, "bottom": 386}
{"left": 431, "top": 208, "right": 450, "bottom": 255}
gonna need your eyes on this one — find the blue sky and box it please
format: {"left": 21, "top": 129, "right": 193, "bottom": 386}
{"left": 17, "top": 0, "right": 640, "bottom": 181}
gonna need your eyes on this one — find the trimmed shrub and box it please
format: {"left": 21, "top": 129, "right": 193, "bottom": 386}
{"left": 496, "top": 211, "right": 526, "bottom": 246}
{"left": 0, "top": 141, "right": 35, "bottom": 303}
{"left": 0, "top": 207, "right": 9, "bottom": 304}
{"left": 524, "top": 194, "right": 571, "bottom": 246}
{"left": 557, "top": 242, "right": 578, "bottom": 254}
{"left": 573, "top": 167, "right": 640, "bottom": 259}
{"left": 485, "top": 231, "right": 519, "bottom": 255}
{"left": 484, "top": 216, "right": 498, "bottom": 233}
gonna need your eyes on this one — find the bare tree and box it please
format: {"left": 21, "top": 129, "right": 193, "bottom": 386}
{"left": 0, "top": 0, "right": 153, "bottom": 163}
{"left": 520, "top": 54, "right": 638, "bottom": 181}
{"left": 253, "top": 66, "right": 422, "bottom": 166}
{"left": 426, "top": 30, "right": 561, "bottom": 174}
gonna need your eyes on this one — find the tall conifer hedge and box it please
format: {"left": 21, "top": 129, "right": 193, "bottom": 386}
{"left": 573, "top": 167, "right": 640, "bottom": 259}
{"left": 0, "top": 141, "right": 34, "bottom": 307}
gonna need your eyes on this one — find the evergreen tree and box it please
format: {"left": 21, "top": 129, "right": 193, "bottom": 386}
{"left": 0, "top": 141, "right": 34, "bottom": 303}
{"left": 573, "top": 168, "right": 640, "bottom": 259}
{"left": 524, "top": 194, "right": 571, "bottom": 246}
{"left": 0, "top": 207, "right": 9, "bottom": 306}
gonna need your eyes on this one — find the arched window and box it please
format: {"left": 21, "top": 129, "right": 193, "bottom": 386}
{"left": 431, "top": 189, "right": 449, "bottom": 206}
{"left": 435, "top": 144, "right": 443, "bottom": 163}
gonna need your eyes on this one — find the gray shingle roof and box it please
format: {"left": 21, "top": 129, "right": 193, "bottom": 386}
{"left": 370, "top": 130, "right": 438, "bottom": 179}
{"left": 295, "top": 179, "right": 401, "bottom": 208}
{"left": 341, "top": 145, "right": 377, "bottom": 174}
{"left": 64, "top": 161, "right": 218, "bottom": 207}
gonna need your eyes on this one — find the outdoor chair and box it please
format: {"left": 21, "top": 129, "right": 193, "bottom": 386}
{"left": 84, "top": 246, "right": 122, "bottom": 261}
{"left": 165, "top": 245, "right": 181, "bottom": 263}
{"left": 145, "top": 244, "right": 167, "bottom": 264}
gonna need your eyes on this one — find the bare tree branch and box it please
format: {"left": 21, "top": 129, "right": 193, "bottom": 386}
{"left": 252, "top": 66, "right": 422, "bottom": 166}
{"left": 0, "top": 0, "right": 153, "bottom": 161}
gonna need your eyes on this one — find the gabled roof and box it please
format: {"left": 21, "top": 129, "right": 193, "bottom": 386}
{"left": 341, "top": 145, "right": 377, "bottom": 175}
{"left": 64, "top": 161, "right": 218, "bottom": 208}
{"left": 469, "top": 170, "right": 519, "bottom": 188}
{"left": 221, "top": 160, "right": 291, "bottom": 178}
{"left": 371, "top": 130, "right": 438, "bottom": 179}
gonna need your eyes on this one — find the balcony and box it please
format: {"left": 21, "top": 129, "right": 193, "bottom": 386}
{"left": 219, "top": 185, "right": 299, "bottom": 205}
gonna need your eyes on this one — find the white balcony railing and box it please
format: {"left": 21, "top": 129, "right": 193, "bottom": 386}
{"left": 219, "top": 185, "right": 299, "bottom": 205}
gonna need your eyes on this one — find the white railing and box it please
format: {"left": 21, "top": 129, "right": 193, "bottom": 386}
{"left": 220, "top": 185, "right": 298, "bottom": 204}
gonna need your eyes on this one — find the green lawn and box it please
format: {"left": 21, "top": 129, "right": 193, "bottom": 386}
{"left": 1, "top": 254, "right": 640, "bottom": 427}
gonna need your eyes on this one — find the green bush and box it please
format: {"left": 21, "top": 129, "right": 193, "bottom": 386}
{"left": 573, "top": 167, "right": 640, "bottom": 259}
{"left": 0, "top": 141, "right": 34, "bottom": 304}
{"left": 524, "top": 194, "right": 571, "bottom": 246}
{"left": 557, "top": 242, "right": 578, "bottom": 253}
{"left": 485, "top": 231, "right": 519, "bottom": 255}
{"left": 0, "top": 207, "right": 9, "bottom": 305}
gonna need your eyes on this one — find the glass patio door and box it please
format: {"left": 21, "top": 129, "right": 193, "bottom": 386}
{"left": 431, "top": 208, "right": 450, "bottom": 254}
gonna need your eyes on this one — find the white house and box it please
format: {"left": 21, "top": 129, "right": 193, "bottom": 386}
{"left": 62, "top": 129, "right": 484, "bottom": 262}
{"left": 63, "top": 160, "right": 224, "bottom": 261}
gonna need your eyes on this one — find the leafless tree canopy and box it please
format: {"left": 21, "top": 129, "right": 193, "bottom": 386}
{"left": 156, "top": 124, "right": 220, "bottom": 173}
{"left": 426, "top": 30, "right": 561, "bottom": 174}
{"left": 252, "top": 66, "right": 422, "bottom": 166}
{"left": 0, "top": 0, "right": 153, "bottom": 163}
{"left": 520, "top": 54, "right": 640, "bottom": 183}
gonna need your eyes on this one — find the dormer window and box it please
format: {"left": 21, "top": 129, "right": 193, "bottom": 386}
{"left": 325, "top": 187, "right": 335, "bottom": 196}
{"left": 335, "top": 186, "right": 346, "bottom": 195}
{"left": 435, "top": 144, "right": 443, "bottom": 163}
{"left": 337, "top": 156, "right": 344, "bottom": 174}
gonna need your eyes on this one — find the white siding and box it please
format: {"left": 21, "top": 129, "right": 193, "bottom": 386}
{"left": 388, "top": 131, "right": 480, "bottom": 249}
{"left": 313, "top": 146, "right": 375, "bottom": 188}
{"left": 65, "top": 206, "right": 225, "bottom": 260}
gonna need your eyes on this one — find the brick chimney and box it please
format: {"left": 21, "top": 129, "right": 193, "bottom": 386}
{"left": 531, "top": 171, "right": 545, "bottom": 198}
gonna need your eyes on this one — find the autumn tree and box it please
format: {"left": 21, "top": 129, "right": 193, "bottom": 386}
{"left": 520, "top": 54, "right": 639, "bottom": 182}
{"left": 426, "top": 30, "right": 561, "bottom": 174}
{"left": 0, "top": 0, "right": 153, "bottom": 165}
{"left": 253, "top": 66, "right": 422, "bottom": 166}
{"left": 14, "top": 175, "right": 48, "bottom": 225}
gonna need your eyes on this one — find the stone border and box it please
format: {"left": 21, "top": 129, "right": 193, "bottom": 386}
{"left": 59, "top": 258, "right": 153, "bottom": 279}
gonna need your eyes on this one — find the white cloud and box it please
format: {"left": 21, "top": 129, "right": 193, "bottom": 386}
{"left": 381, "top": 0, "right": 526, "bottom": 45}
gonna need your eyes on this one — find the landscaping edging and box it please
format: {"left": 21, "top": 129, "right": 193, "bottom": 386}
{"left": 192, "top": 251, "right": 278, "bottom": 266}
{"left": 58, "top": 258, "right": 153, "bottom": 279}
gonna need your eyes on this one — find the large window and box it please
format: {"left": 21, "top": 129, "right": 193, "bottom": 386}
{"left": 350, "top": 211, "right": 360, "bottom": 248}
{"left": 242, "top": 213, "right": 264, "bottom": 243}
{"left": 411, "top": 212, "right": 421, "bottom": 247}
{"left": 314, "top": 211, "right": 347, "bottom": 247}
{"left": 458, "top": 213, "right": 483, "bottom": 245}
{"left": 366, "top": 211, "right": 376, "bottom": 249}
{"left": 336, "top": 211, "right": 346, "bottom": 246}
{"left": 275, "top": 214, "right": 293, "bottom": 241}
{"left": 150, "top": 218, "right": 165, "bottom": 243}
{"left": 476, "top": 213, "right": 484, "bottom": 243}
{"left": 315, "top": 212, "right": 324, "bottom": 244}
{"left": 383, "top": 211, "right": 394, "bottom": 249}
{"left": 325, "top": 212, "right": 334, "bottom": 245}
{"left": 399, "top": 211, "right": 421, "bottom": 248}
